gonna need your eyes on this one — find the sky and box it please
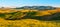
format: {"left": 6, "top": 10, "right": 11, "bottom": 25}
{"left": 0, "top": 0, "right": 60, "bottom": 7}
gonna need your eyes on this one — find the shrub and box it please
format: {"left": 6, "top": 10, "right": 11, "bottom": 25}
{"left": 0, "top": 13, "right": 6, "bottom": 18}
{"left": 5, "top": 12, "right": 27, "bottom": 20}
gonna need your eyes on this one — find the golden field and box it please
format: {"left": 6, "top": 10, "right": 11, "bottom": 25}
{"left": 0, "top": 9, "right": 60, "bottom": 27}
{"left": 0, "top": 18, "right": 60, "bottom": 27}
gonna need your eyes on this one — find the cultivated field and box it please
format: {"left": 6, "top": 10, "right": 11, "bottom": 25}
{"left": 0, "top": 9, "right": 60, "bottom": 27}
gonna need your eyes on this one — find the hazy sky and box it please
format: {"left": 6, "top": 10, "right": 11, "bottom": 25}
{"left": 0, "top": 0, "right": 60, "bottom": 7}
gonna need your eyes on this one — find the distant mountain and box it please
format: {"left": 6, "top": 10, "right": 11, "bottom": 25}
{"left": 15, "top": 6, "right": 56, "bottom": 10}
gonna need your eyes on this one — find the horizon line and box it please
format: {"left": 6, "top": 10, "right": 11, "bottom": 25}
{"left": 0, "top": 5, "right": 60, "bottom": 8}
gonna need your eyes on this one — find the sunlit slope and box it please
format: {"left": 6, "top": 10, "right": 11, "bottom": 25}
{"left": 0, "top": 9, "right": 60, "bottom": 19}
{"left": 0, "top": 9, "right": 18, "bottom": 13}
{"left": 0, "top": 18, "right": 59, "bottom": 27}
{"left": 0, "top": 9, "right": 60, "bottom": 27}
{"left": 0, "top": 9, "right": 59, "bottom": 14}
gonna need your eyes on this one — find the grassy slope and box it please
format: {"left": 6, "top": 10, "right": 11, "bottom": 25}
{"left": 0, "top": 9, "right": 60, "bottom": 27}
{"left": 0, "top": 18, "right": 60, "bottom": 27}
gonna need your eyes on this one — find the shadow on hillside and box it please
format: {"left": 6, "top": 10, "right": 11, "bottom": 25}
{"left": 4, "top": 12, "right": 60, "bottom": 21}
